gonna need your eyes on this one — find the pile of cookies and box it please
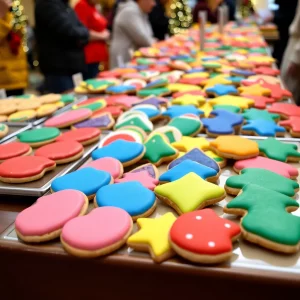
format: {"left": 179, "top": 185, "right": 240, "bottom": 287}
{"left": 0, "top": 94, "right": 75, "bottom": 122}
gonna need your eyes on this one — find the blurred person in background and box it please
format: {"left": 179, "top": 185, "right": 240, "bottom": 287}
{"left": 149, "top": 0, "right": 169, "bottom": 40}
{"left": 0, "top": 0, "right": 28, "bottom": 96}
{"left": 110, "top": 0, "right": 155, "bottom": 69}
{"left": 35, "top": 0, "right": 107, "bottom": 93}
{"left": 192, "top": 0, "right": 223, "bottom": 23}
{"left": 75, "top": 0, "right": 110, "bottom": 78}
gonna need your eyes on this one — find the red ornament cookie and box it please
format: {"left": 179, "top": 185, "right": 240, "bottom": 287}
{"left": 56, "top": 128, "right": 101, "bottom": 146}
{"left": 280, "top": 117, "right": 300, "bottom": 138}
{"left": 0, "top": 156, "right": 56, "bottom": 183}
{"left": 35, "top": 141, "right": 84, "bottom": 164}
{"left": 0, "top": 142, "right": 32, "bottom": 162}
{"left": 169, "top": 209, "right": 241, "bottom": 264}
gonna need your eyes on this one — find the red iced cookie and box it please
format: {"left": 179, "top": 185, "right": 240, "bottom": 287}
{"left": 170, "top": 209, "right": 241, "bottom": 264}
{"left": 280, "top": 116, "right": 300, "bottom": 137}
{"left": 268, "top": 103, "right": 300, "bottom": 118}
{"left": 178, "top": 78, "right": 206, "bottom": 85}
{"left": 0, "top": 156, "right": 56, "bottom": 183}
{"left": 93, "top": 106, "right": 123, "bottom": 118}
{"left": 56, "top": 128, "right": 101, "bottom": 145}
{"left": 241, "top": 95, "right": 276, "bottom": 109}
{"left": 0, "top": 142, "right": 32, "bottom": 162}
{"left": 261, "top": 82, "right": 292, "bottom": 100}
{"left": 253, "top": 67, "right": 280, "bottom": 76}
{"left": 35, "top": 141, "right": 84, "bottom": 164}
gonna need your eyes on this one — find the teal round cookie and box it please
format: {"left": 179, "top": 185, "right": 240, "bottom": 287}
{"left": 18, "top": 127, "right": 61, "bottom": 147}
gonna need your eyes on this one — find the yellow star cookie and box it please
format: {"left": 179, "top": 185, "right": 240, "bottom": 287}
{"left": 127, "top": 212, "right": 177, "bottom": 263}
{"left": 199, "top": 102, "right": 213, "bottom": 117}
{"left": 248, "top": 55, "right": 275, "bottom": 65}
{"left": 202, "top": 76, "right": 232, "bottom": 89}
{"left": 209, "top": 95, "right": 254, "bottom": 109}
{"left": 167, "top": 83, "right": 201, "bottom": 92}
{"left": 182, "top": 72, "right": 210, "bottom": 79}
{"left": 171, "top": 95, "right": 206, "bottom": 107}
{"left": 154, "top": 173, "right": 226, "bottom": 215}
{"left": 238, "top": 84, "right": 271, "bottom": 97}
{"left": 172, "top": 136, "right": 209, "bottom": 152}
{"left": 210, "top": 136, "right": 259, "bottom": 160}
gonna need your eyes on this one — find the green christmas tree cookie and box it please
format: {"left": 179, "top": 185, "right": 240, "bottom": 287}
{"left": 257, "top": 138, "right": 300, "bottom": 162}
{"left": 224, "top": 184, "right": 300, "bottom": 253}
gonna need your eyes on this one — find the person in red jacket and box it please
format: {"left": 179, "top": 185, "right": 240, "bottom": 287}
{"left": 75, "top": 0, "right": 110, "bottom": 79}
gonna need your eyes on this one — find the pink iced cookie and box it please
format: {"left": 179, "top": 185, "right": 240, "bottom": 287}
{"left": 115, "top": 171, "right": 159, "bottom": 190}
{"left": 15, "top": 190, "right": 88, "bottom": 243}
{"left": 234, "top": 156, "right": 298, "bottom": 179}
{"left": 81, "top": 157, "right": 123, "bottom": 179}
{"left": 44, "top": 108, "right": 92, "bottom": 128}
{"left": 61, "top": 207, "right": 133, "bottom": 257}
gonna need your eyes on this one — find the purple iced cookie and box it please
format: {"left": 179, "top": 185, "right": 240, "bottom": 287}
{"left": 130, "top": 163, "right": 158, "bottom": 179}
{"left": 73, "top": 113, "right": 114, "bottom": 129}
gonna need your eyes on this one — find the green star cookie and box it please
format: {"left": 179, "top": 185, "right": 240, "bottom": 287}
{"left": 243, "top": 108, "right": 279, "bottom": 122}
{"left": 224, "top": 184, "right": 300, "bottom": 253}
{"left": 257, "top": 138, "right": 300, "bottom": 162}
{"left": 143, "top": 133, "right": 178, "bottom": 166}
{"left": 212, "top": 105, "right": 241, "bottom": 113}
{"left": 225, "top": 168, "right": 299, "bottom": 197}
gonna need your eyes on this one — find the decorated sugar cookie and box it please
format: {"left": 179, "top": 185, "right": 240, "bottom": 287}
{"left": 137, "top": 87, "right": 171, "bottom": 98}
{"left": 0, "top": 142, "right": 32, "bottom": 162}
{"left": 243, "top": 108, "right": 279, "bottom": 122}
{"left": 0, "top": 156, "right": 56, "bottom": 183}
{"left": 202, "top": 110, "right": 243, "bottom": 137}
{"left": 173, "top": 90, "right": 206, "bottom": 98}
{"left": 238, "top": 84, "right": 271, "bottom": 97}
{"left": 280, "top": 116, "right": 300, "bottom": 137}
{"left": 123, "top": 79, "right": 147, "bottom": 90}
{"left": 169, "top": 209, "right": 241, "bottom": 264}
{"left": 168, "top": 115, "right": 203, "bottom": 136}
{"left": 95, "top": 181, "right": 157, "bottom": 221}
{"left": 131, "top": 104, "right": 161, "bottom": 121}
{"left": 253, "top": 66, "right": 280, "bottom": 76}
{"left": 60, "top": 94, "right": 75, "bottom": 104}
{"left": 51, "top": 168, "right": 112, "bottom": 199}
{"left": 242, "top": 120, "right": 285, "bottom": 137}
{"left": 209, "top": 95, "right": 254, "bottom": 109}
{"left": 0, "top": 124, "right": 9, "bottom": 139}
{"left": 115, "top": 115, "right": 153, "bottom": 133}
{"left": 268, "top": 103, "right": 300, "bottom": 119}
{"left": 130, "top": 163, "right": 159, "bottom": 179}
{"left": 261, "top": 82, "right": 292, "bottom": 100}
{"left": 92, "top": 140, "right": 145, "bottom": 167}
{"left": 127, "top": 212, "right": 177, "bottom": 263}
{"left": 225, "top": 168, "right": 299, "bottom": 197}
{"left": 35, "top": 141, "right": 84, "bottom": 164}
{"left": 142, "top": 133, "right": 178, "bottom": 166}
{"left": 162, "top": 105, "right": 203, "bottom": 119}
{"left": 44, "top": 108, "right": 92, "bottom": 128}
{"left": 106, "top": 85, "right": 136, "bottom": 95}
{"left": 93, "top": 106, "right": 122, "bottom": 119}
{"left": 212, "top": 105, "right": 241, "bottom": 113}
{"left": 73, "top": 112, "right": 115, "bottom": 130}
{"left": 106, "top": 95, "right": 141, "bottom": 109}
{"left": 61, "top": 207, "right": 133, "bottom": 257}
{"left": 233, "top": 156, "right": 298, "bottom": 179}
{"left": 17, "top": 127, "right": 61, "bottom": 147}
{"left": 115, "top": 171, "right": 158, "bottom": 190}
{"left": 159, "top": 160, "right": 218, "bottom": 183}
{"left": 204, "top": 150, "right": 227, "bottom": 168}
{"left": 167, "top": 83, "right": 201, "bottom": 93}
{"left": 8, "top": 109, "right": 37, "bottom": 122}
{"left": 169, "top": 148, "right": 220, "bottom": 173}
{"left": 154, "top": 173, "right": 225, "bottom": 215}
{"left": 210, "top": 136, "right": 259, "bottom": 160}
{"left": 153, "top": 126, "right": 182, "bottom": 143}
{"left": 98, "top": 129, "right": 144, "bottom": 147}
{"left": 247, "top": 75, "right": 280, "bottom": 85}
{"left": 56, "top": 128, "right": 101, "bottom": 146}
{"left": 81, "top": 157, "right": 123, "bottom": 179}
{"left": 171, "top": 94, "right": 206, "bottom": 107}
{"left": 224, "top": 184, "right": 300, "bottom": 253}
{"left": 230, "top": 69, "right": 256, "bottom": 77}
{"left": 16, "top": 190, "right": 89, "bottom": 243}
{"left": 134, "top": 96, "right": 169, "bottom": 108}
{"left": 206, "top": 84, "right": 238, "bottom": 97}
{"left": 172, "top": 136, "right": 209, "bottom": 152}
{"left": 73, "top": 101, "right": 106, "bottom": 112}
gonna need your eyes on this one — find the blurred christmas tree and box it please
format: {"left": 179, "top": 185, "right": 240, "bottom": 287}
{"left": 169, "top": 0, "right": 192, "bottom": 35}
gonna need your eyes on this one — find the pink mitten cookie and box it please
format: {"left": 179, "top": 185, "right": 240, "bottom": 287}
{"left": 15, "top": 190, "right": 89, "bottom": 243}
{"left": 61, "top": 207, "right": 133, "bottom": 257}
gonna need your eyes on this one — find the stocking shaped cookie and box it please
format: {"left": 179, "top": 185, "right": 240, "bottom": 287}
{"left": 224, "top": 184, "right": 300, "bottom": 253}
{"left": 169, "top": 209, "right": 241, "bottom": 264}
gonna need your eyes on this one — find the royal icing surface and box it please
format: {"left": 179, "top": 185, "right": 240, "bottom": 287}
{"left": 131, "top": 104, "right": 161, "bottom": 119}
{"left": 95, "top": 182, "right": 156, "bottom": 217}
{"left": 0, "top": 156, "right": 55, "bottom": 178}
{"left": 51, "top": 168, "right": 111, "bottom": 196}
{"left": 212, "top": 105, "right": 241, "bottom": 113}
{"left": 115, "top": 171, "right": 158, "bottom": 190}
{"left": 206, "top": 84, "right": 238, "bottom": 96}
{"left": 92, "top": 140, "right": 145, "bottom": 163}
{"left": 234, "top": 156, "right": 299, "bottom": 178}
{"left": 280, "top": 117, "right": 300, "bottom": 133}
{"left": 170, "top": 209, "right": 240, "bottom": 255}
{"left": 160, "top": 160, "right": 217, "bottom": 182}
{"left": 226, "top": 168, "right": 299, "bottom": 197}
{"left": 16, "top": 190, "right": 86, "bottom": 236}
{"left": 61, "top": 207, "right": 132, "bottom": 251}
{"left": 162, "top": 105, "right": 203, "bottom": 119}
{"left": 243, "top": 108, "right": 279, "bottom": 121}
{"left": 155, "top": 173, "right": 225, "bottom": 214}
{"left": 209, "top": 95, "right": 254, "bottom": 109}
{"left": 168, "top": 115, "right": 202, "bottom": 136}
{"left": 130, "top": 163, "right": 158, "bottom": 179}
{"left": 73, "top": 114, "right": 114, "bottom": 129}
{"left": 268, "top": 103, "right": 300, "bottom": 117}
{"left": 56, "top": 128, "right": 100, "bottom": 144}
{"left": 153, "top": 126, "right": 182, "bottom": 143}
{"left": 242, "top": 120, "right": 285, "bottom": 136}
{"left": 18, "top": 127, "right": 61, "bottom": 144}
{"left": 115, "top": 115, "right": 153, "bottom": 133}
{"left": 0, "top": 142, "right": 31, "bottom": 160}
{"left": 172, "top": 136, "right": 209, "bottom": 152}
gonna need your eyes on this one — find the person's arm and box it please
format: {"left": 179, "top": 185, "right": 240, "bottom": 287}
{"left": 118, "top": 10, "right": 153, "bottom": 47}
{"left": 35, "top": 0, "right": 89, "bottom": 45}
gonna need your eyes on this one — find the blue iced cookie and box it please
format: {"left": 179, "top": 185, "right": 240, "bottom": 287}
{"left": 145, "top": 78, "right": 168, "bottom": 89}
{"left": 91, "top": 140, "right": 145, "bottom": 167}
{"left": 162, "top": 105, "right": 204, "bottom": 119}
{"left": 159, "top": 160, "right": 218, "bottom": 182}
{"left": 131, "top": 104, "right": 161, "bottom": 120}
{"left": 168, "top": 148, "right": 220, "bottom": 172}
{"left": 106, "top": 85, "right": 136, "bottom": 94}
{"left": 206, "top": 84, "right": 238, "bottom": 96}
{"left": 230, "top": 69, "right": 256, "bottom": 77}
{"left": 51, "top": 167, "right": 111, "bottom": 199}
{"left": 242, "top": 120, "right": 286, "bottom": 137}
{"left": 202, "top": 109, "right": 244, "bottom": 136}
{"left": 95, "top": 181, "right": 157, "bottom": 220}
